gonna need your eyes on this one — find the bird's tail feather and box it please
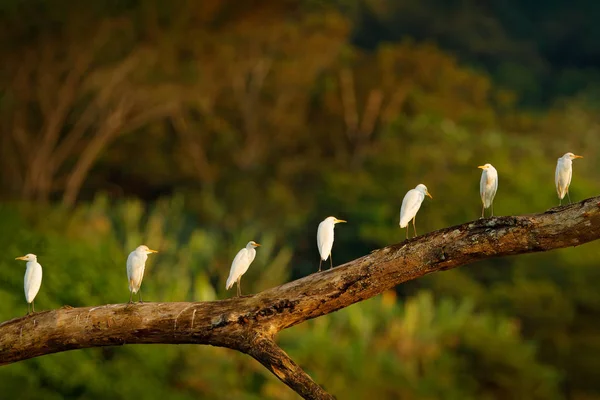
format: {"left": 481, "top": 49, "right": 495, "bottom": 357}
{"left": 558, "top": 187, "right": 567, "bottom": 199}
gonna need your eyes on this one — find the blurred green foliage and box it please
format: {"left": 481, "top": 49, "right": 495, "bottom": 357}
{"left": 0, "top": 201, "right": 562, "bottom": 399}
{"left": 1, "top": 0, "right": 600, "bottom": 399}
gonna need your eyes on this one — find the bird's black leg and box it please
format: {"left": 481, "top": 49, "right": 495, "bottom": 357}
{"left": 405, "top": 226, "right": 409, "bottom": 240}
{"left": 32, "top": 301, "right": 35, "bottom": 313}
{"left": 237, "top": 277, "right": 242, "bottom": 297}
{"left": 319, "top": 259, "right": 323, "bottom": 272}
{"left": 329, "top": 254, "right": 333, "bottom": 269}
{"left": 491, "top": 203, "right": 494, "bottom": 217}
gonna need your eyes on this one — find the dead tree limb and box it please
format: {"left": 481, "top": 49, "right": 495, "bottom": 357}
{"left": 2, "top": 197, "right": 600, "bottom": 399}
{"left": 243, "top": 334, "right": 336, "bottom": 400}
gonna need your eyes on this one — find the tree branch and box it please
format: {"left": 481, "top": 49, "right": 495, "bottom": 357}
{"left": 243, "top": 334, "right": 335, "bottom": 400}
{"left": 2, "top": 197, "right": 600, "bottom": 398}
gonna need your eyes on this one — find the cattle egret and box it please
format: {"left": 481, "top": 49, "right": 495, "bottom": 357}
{"left": 478, "top": 163, "right": 498, "bottom": 218}
{"left": 15, "top": 254, "right": 43, "bottom": 314}
{"left": 399, "top": 184, "right": 432, "bottom": 239}
{"left": 226, "top": 241, "right": 261, "bottom": 297}
{"left": 126, "top": 245, "right": 158, "bottom": 303}
{"left": 317, "top": 216, "right": 347, "bottom": 271}
{"left": 555, "top": 152, "right": 583, "bottom": 205}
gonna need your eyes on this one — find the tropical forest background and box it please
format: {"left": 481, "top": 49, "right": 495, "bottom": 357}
{"left": 1, "top": 0, "right": 600, "bottom": 399}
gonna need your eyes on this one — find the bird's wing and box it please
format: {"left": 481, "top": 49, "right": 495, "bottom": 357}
{"left": 316, "top": 221, "right": 325, "bottom": 249}
{"left": 126, "top": 252, "right": 135, "bottom": 280}
{"left": 24, "top": 262, "right": 43, "bottom": 303}
{"left": 493, "top": 171, "right": 498, "bottom": 193}
{"left": 490, "top": 174, "right": 498, "bottom": 202}
{"left": 481, "top": 170, "right": 498, "bottom": 207}
{"left": 317, "top": 221, "right": 334, "bottom": 261}
{"left": 400, "top": 190, "right": 424, "bottom": 227}
{"left": 555, "top": 159, "right": 561, "bottom": 189}
{"left": 226, "top": 249, "right": 250, "bottom": 289}
{"left": 555, "top": 160, "right": 572, "bottom": 197}
{"left": 480, "top": 170, "right": 487, "bottom": 199}
{"left": 127, "top": 252, "right": 146, "bottom": 290}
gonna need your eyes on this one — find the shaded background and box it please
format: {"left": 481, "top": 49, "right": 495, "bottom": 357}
{"left": 1, "top": 0, "right": 600, "bottom": 398}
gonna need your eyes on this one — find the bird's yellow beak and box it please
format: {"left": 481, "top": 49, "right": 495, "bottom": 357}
{"left": 574, "top": 155, "right": 583, "bottom": 159}
{"left": 334, "top": 219, "right": 347, "bottom": 224}
{"left": 477, "top": 165, "right": 486, "bottom": 169}
{"left": 426, "top": 192, "right": 433, "bottom": 199}
{"left": 254, "top": 243, "right": 261, "bottom": 247}
{"left": 15, "top": 256, "right": 27, "bottom": 260}
{"left": 148, "top": 249, "right": 158, "bottom": 253}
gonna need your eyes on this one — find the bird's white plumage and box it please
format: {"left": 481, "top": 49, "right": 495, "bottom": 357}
{"left": 479, "top": 164, "right": 498, "bottom": 209}
{"left": 400, "top": 184, "right": 429, "bottom": 228}
{"left": 316, "top": 216, "right": 346, "bottom": 271}
{"left": 24, "top": 261, "right": 42, "bottom": 304}
{"left": 226, "top": 241, "right": 259, "bottom": 290}
{"left": 15, "top": 253, "right": 43, "bottom": 313}
{"left": 20, "top": 254, "right": 42, "bottom": 304}
{"left": 317, "top": 217, "right": 336, "bottom": 261}
{"left": 127, "top": 251, "right": 148, "bottom": 294}
{"left": 126, "top": 245, "right": 157, "bottom": 297}
{"left": 555, "top": 153, "right": 575, "bottom": 200}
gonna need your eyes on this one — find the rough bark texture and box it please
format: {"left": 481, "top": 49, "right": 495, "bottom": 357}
{"left": 2, "top": 197, "right": 600, "bottom": 399}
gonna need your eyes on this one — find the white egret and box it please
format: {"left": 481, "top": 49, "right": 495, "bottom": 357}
{"left": 226, "top": 241, "right": 261, "bottom": 297}
{"left": 555, "top": 152, "right": 583, "bottom": 205}
{"left": 478, "top": 163, "right": 498, "bottom": 218}
{"left": 15, "top": 253, "right": 43, "bottom": 314}
{"left": 316, "top": 216, "right": 347, "bottom": 271}
{"left": 126, "top": 245, "right": 158, "bottom": 303}
{"left": 399, "top": 184, "right": 432, "bottom": 239}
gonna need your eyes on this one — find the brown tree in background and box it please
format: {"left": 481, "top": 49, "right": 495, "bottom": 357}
{"left": 1, "top": 19, "right": 181, "bottom": 205}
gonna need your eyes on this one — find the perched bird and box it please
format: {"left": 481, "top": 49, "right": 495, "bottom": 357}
{"left": 226, "top": 241, "right": 261, "bottom": 297}
{"left": 400, "top": 184, "right": 433, "bottom": 239}
{"left": 316, "top": 216, "right": 347, "bottom": 272}
{"left": 555, "top": 152, "right": 583, "bottom": 205}
{"left": 126, "top": 245, "right": 158, "bottom": 303}
{"left": 478, "top": 163, "right": 498, "bottom": 218}
{"left": 15, "top": 253, "right": 43, "bottom": 315}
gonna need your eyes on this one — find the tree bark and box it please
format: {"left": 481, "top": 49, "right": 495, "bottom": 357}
{"left": 244, "top": 335, "right": 336, "bottom": 400}
{"left": 2, "top": 197, "right": 600, "bottom": 398}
